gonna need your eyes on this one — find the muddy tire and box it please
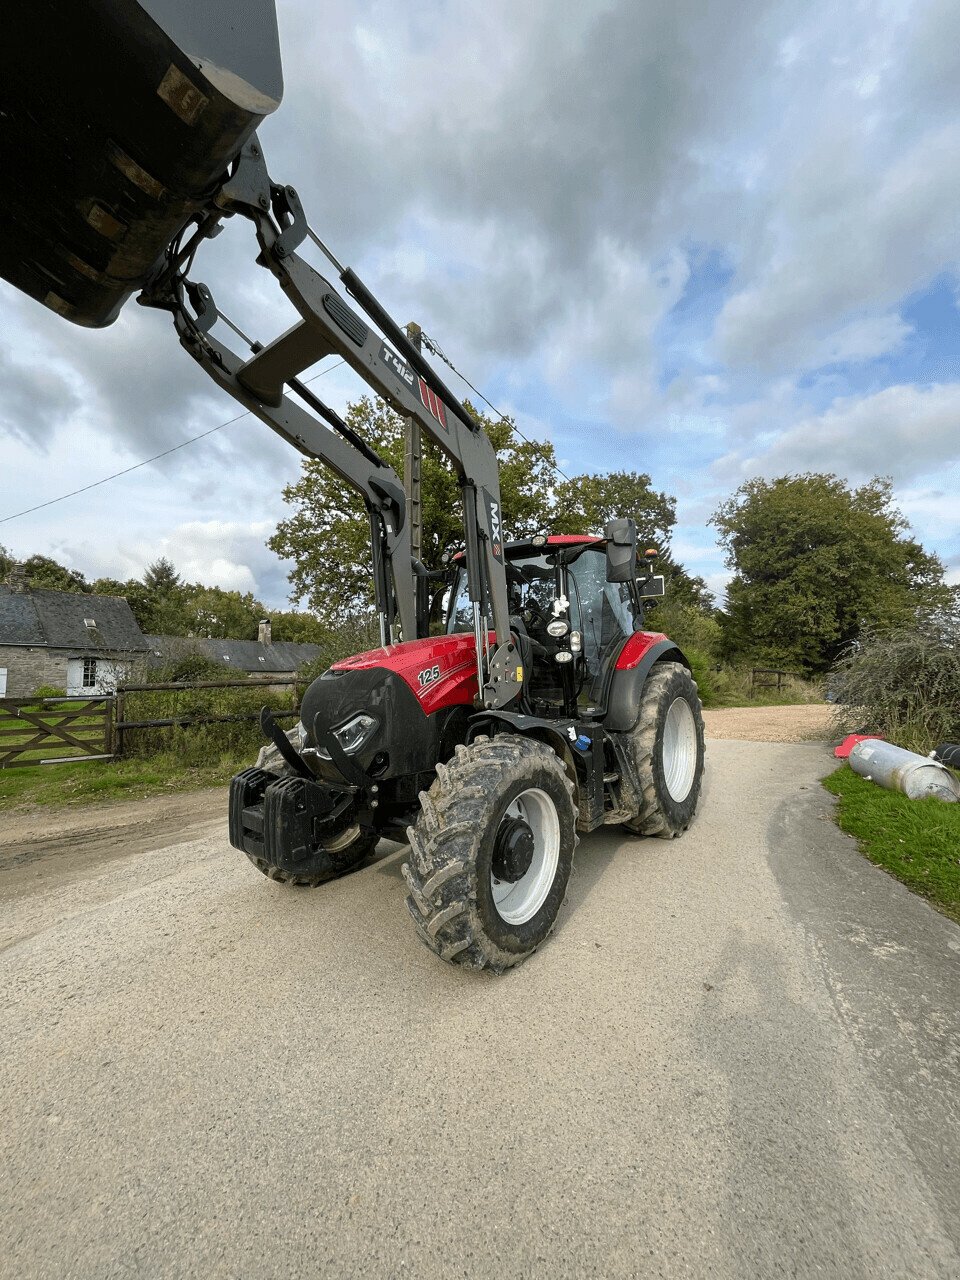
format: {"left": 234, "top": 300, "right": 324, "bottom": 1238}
{"left": 402, "top": 735, "right": 577, "bottom": 972}
{"left": 622, "top": 661, "right": 705, "bottom": 839}
{"left": 246, "top": 823, "right": 378, "bottom": 888}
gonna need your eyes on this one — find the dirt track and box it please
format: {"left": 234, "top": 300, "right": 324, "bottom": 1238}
{"left": 1, "top": 705, "right": 835, "bottom": 902}
{"left": 0, "top": 789, "right": 226, "bottom": 903}
{"left": 3, "top": 736, "right": 958, "bottom": 1279}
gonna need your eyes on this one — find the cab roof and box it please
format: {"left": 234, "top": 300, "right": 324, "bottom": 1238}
{"left": 453, "top": 535, "right": 602, "bottom": 562}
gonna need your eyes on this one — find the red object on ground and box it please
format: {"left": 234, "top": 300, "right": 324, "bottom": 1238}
{"left": 834, "top": 733, "right": 884, "bottom": 759}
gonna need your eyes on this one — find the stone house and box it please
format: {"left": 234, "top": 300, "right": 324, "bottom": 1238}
{"left": 0, "top": 573, "right": 324, "bottom": 697}
{"left": 0, "top": 575, "right": 150, "bottom": 698}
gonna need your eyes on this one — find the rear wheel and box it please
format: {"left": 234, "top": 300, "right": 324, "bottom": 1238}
{"left": 622, "top": 661, "right": 705, "bottom": 839}
{"left": 403, "top": 735, "right": 577, "bottom": 972}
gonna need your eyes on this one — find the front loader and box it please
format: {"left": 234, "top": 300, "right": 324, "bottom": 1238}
{"left": 1, "top": 0, "right": 705, "bottom": 971}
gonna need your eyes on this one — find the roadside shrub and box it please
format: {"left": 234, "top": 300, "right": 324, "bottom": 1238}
{"left": 828, "top": 610, "right": 960, "bottom": 752}
{"left": 683, "top": 647, "right": 722, "bottom": 708}
{"left": 651, "top": 601, "right": 722, "bottom": 661}
{"left": 32, "top": 685, "right": 67, "bottom": 699}
{"left": 146, "top": 650, "right": 229, "bottom": 685}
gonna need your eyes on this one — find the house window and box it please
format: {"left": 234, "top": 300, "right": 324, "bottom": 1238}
{"left": 82, "top": 657, "right": 98, "bottom": 688}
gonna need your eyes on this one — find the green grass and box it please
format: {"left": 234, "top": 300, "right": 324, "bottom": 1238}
{"left": 0, "top": 750, "right": 250, "bottom": 812}
{"left": 823, "top": 765, "right": 960, "bottom": 924}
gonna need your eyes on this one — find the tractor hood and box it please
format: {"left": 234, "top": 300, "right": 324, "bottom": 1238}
{"left": 0, "top": 0, "right": 282, "bottom": 327}
{"left": 299, "top": 635, "right": 481, "bottom": 785}
{"left": 330, "top": 634, "right": 482, "bottom": 715}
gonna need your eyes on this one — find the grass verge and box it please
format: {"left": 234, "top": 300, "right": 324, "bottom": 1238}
{"left": 823, "top": 765, "right": 960, "bottom": 924}
{"left": 0, "top": 751, "right": 250, "bottom": 812}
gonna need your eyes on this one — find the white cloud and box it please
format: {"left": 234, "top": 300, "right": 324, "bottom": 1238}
{"left": 714, "top": 120, "right": 960, "bottom": 370}
{"left": 4, "top": 0, "right": 960, "bottom": 606}
{"left": 714, "top": 382, "right": 960, "bottom": 485}
{"left": 808, "top": 314, "right": 913, "bottom": 367}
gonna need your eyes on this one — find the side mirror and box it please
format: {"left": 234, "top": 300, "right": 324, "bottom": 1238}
{"left": 604, "top": 517, "right": 638, "bottom": 583}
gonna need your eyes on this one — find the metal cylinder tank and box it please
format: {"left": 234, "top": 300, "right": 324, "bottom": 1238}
{"left": 849, "top": 739, "right": 960, "bottom": 802}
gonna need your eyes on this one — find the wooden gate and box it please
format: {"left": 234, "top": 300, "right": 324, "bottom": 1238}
{"left": 0, "top": 696, "right": 113, "bottom": 768}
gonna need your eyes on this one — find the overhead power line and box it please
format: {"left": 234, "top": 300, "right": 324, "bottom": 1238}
{"left": 0, "top": 359, "right": 347, "bottom": 525}
{"left": 419, "top": 331, "right": 573, "bottom": 485}
{"left": 3, "top": 327, "right": 573, "bottom": 525}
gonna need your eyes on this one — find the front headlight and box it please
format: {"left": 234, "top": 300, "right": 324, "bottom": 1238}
{"left": 315, "top": 713, "right": 379, "bottom": 759}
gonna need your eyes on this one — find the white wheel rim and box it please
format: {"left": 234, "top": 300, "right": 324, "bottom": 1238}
{"left": 491, "top": 787, "right": 560, "bottom": 926}
{"left": 663, "top": 697, "right": 698, "bottom": 802}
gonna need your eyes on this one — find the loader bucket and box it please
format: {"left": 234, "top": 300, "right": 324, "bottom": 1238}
{"left": 0, "top": 0, "right": 283, "bottom": 328}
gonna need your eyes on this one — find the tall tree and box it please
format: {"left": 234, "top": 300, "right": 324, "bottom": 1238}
{"left": 550, "top": 471, "right": 675, "bottom": 544}
{"left": 142, "top": 557, "right": 182, "bottom": 594}
{"left": 269, "top": 609, "right": 331, "bottom": 645}
{"left": 550, "top": 470, "right": 711, "bottom": 611}
{"left": 711, "top": 473, "right": 954, "bottom": 674}
{"left": 23, "top": 554, "right": 89, "bottom": 593}
{"left": 269, "top": 396, "right": 557, "bottom": 618}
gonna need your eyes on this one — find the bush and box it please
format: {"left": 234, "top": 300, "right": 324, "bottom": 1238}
{"left": 828, "top": 610, "right": 960, "bottom": 752}
{"left": 651, "top": 602, "right": 722, "bottom": 661}
{"left": 683, "top": 647, "right": 723, "bottom": 708}
{"left": 32, "top": 685, "right": 67, "bottom": 699}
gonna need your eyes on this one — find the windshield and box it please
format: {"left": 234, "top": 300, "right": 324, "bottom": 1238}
{"left": 446, "top": 554, "right": 556, "bottom": 633}
{"left": 446, "top": 548, "right": 638, "bottom": 674}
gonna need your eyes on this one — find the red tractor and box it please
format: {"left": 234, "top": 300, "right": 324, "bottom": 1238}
{"left": 1, "top": 0, "right": 705, "bottom": 971}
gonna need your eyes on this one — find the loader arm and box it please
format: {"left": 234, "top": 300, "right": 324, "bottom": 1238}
{"left": 143, "top": 136, "right": 520, "bottom": 708}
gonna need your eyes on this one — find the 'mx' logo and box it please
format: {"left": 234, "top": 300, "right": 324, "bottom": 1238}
{"left": 484, "top": 491, "right": 503, "bottom": 561}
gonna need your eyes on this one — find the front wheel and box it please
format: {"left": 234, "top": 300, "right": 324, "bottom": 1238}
{"left": 402, "top": 735, "right": 577, "bottom": 972}
{"left": 621, "top": 661, "right": 705, "bottom": 839}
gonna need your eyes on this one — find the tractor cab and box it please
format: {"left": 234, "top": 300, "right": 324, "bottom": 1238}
{"left": 446, "top": 534, "right": 659, "bottom": 718}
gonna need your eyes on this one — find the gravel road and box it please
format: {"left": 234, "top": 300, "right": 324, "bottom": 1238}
{"left": 702, "top": 702, "right": 834, "bottom": 741}
{"left": 2, "top": 734, "right": 958, "bottom": 1279}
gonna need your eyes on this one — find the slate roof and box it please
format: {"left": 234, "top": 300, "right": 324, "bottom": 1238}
{"left": 0, "top": 588, "right": 46, "bottom": 645}
{"left": 144, "top": 635, "right": 323, "bottom": 673}
{"left": 0, "top": 586, "right": 149, "bottom": 651}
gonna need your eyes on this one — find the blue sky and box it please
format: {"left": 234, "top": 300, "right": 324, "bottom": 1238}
{"left": 2, "top": 0, "right": 958, "bottom": 607}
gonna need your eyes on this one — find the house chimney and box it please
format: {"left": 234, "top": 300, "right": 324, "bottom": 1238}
{"left": 258, "top": 618, "right": 272, "bottom": 645}
{"left": 6, "top": 563, "right": 28, "bottom": 594}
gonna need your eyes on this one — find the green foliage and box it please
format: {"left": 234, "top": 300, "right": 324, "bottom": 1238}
{"left": 269, "top": 609, "right": 330, "bottom": 645}
{"left": 143, "top": 649, "right": 231, "bottom": 685}
{"left": 549, "top": 471, "right": 674, "bottom": 543}
{"left": 269, "top": 397, "right": 558, "bottom": 618}
{"left": 681, "top": 647, "right": 722, "bottom": 708}
{"left": 23, "top": 554, "right": 89, "bottom": 593}
{"left": 32, "top": 685, "right": 67, "bottom": 699}
{"left": 711, "top": 473, "right": 954, "bottom": 675}
{"left": 650, "top": 601, "right": 723, "bottom": 660}
{"left": 824, "top": 765, "right": 960, "bottom": 923}
{"left": 828, "top": 609, "right": 960, "bottom": 752}
{"left": 120, "top": 673, "right": 298, "bottom": 763}
{"left": 142, "top": 556, "right": 182, "bottom": 593}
